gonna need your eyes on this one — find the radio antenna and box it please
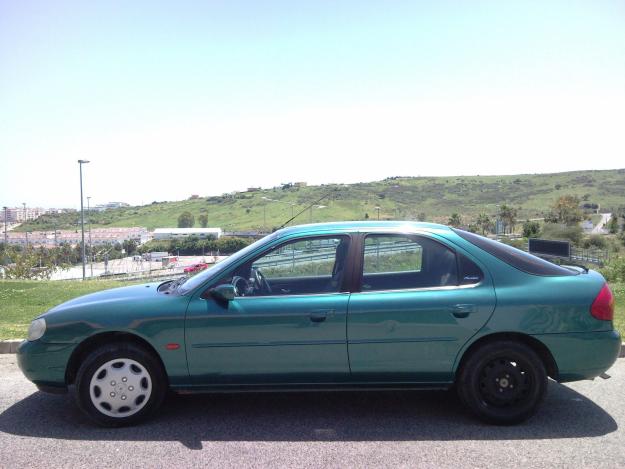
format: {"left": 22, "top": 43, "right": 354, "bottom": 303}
{"left": 277, "top": 188, "right": 338, "bottom": 230}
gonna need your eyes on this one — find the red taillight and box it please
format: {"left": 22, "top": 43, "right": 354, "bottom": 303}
{"left": 590, "top": 284, "right": 615, "bottom": 321}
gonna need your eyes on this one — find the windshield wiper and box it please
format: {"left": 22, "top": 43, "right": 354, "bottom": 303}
{"left": 168, "top": 275, "right": 189, "bottom": 292}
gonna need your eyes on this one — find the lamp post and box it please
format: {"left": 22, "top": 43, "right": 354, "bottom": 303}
{"left": 87, "top": 196, "right": 93, "bottom": 277}
{"left": 78, "top": 160, "right": 90, "bottom": 280}
{"left": 2, "top": 206, "right": 7, "bottom": 247}
{"left": 261, "top": 197, "right": 296, "bottom": 224}
{"left": 310, "top": 205, "right": 326, "bottom": 223}
{"left": 22, "top": 202, "right": 27, "bottom": 246}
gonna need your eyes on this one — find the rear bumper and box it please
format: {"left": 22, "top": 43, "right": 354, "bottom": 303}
{"left": 16, "top": 340, "right": 75, "bottom": 391}
{"left": 533, "top": 330, "right": 621, "bottom": 382}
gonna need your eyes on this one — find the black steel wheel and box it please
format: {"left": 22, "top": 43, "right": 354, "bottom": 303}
{"left": 457, "top": 340, "right": 547, "bottom": 424}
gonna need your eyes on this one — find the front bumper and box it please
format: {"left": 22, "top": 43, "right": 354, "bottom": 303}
{"left": 533, "top": 329, "right": 622, "bottom": 382}
{"left": 16, "top": 340, "right": 76, "bottom": 391}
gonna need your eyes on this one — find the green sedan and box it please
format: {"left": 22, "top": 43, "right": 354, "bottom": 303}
{"left": 17, "top": 222, "right": 620, "bottom": 426}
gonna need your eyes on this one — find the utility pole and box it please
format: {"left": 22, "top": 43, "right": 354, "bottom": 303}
{"left": 78, "top": 160, "right": 90, "bottom": 280}
{"left": 375, "top": 206, "right": 381, "bottom": 220}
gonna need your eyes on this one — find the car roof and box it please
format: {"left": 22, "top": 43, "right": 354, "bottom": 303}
{"left": 274, "top": 221, "right": 453, "bottom": 238}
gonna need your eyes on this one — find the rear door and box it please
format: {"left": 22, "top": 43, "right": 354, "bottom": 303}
{"left": 347, "top": 232, "right": 496, "bottom": 383}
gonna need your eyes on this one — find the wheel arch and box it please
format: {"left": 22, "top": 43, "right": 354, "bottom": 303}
{"left": 454, "top": 332, "right": 559, "bottom": 381}
{"left": 65, "top": 331, "right": 169, "bottom": 386}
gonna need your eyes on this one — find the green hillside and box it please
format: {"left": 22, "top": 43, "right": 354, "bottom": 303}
{"left": 17, "top": 169, "right": 625, "bottom": 232}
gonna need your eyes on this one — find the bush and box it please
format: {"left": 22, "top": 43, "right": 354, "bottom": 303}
{"left": 522, "top": 220, "right": 540, "bottom": 238}
{"left": 581, "top": 235, "right": 607, "bottom": 250}
{"left": 541, "top": 223, "right": 583, "bottom": 245}
{"left": 599, "top": 257, "right": 625, "bottom": 283}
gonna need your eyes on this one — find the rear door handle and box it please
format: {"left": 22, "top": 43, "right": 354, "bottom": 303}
{"left": 450, "top": 304, "right": 476, "bottom": 318}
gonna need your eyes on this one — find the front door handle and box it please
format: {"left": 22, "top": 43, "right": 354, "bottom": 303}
{"left": 450, "top": 304, "right": 476, "bottom": 318}
{"left": 309, "top": 309, "right": 334, "bottom": 323}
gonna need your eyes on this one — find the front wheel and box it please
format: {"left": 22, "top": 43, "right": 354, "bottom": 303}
{"left": 74, "top": 343, "right": 167, "bottom": 427}
{"left": 457, "top": 340, "right": 547, "bottom": 425}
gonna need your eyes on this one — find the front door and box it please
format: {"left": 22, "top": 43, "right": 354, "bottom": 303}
{"left": 186, "top": 235, "right": 352, "bottom": 385}
{"left": 347, "top": 233, "right": 496, "bottom": 383}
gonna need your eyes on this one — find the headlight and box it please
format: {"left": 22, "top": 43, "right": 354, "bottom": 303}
{"left": 27, "top": 318, "right": 46, "bottom": 341}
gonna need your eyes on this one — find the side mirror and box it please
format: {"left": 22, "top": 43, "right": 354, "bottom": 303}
{"left": 209, "top": 283, "right": 236, "bottom": 302}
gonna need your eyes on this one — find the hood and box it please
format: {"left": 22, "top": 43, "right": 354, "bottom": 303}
{"left": 45, "top": 282, "right": 164, "bottom": 315}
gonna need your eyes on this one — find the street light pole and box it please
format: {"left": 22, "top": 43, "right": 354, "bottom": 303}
{"left": 78, "top": 160, "right": 90, "bottom": 280}
{"left": 87, "top": 196, "right": 93, "bottom": 277}
{"left": 22, "top": 202, "right": 27, "bottom": 246}
{"left": 2, "top": 206, "right": 7, "bottom": 247}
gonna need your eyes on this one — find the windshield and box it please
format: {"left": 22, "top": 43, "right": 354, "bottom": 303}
{"left": 177, "top": 231, "right": 280, "bottom": 294}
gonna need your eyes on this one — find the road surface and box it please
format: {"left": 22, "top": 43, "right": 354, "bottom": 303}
{"left": 592, "top": 213, "right": 612, "bottom": 234}
{"left": 1, "top": 355, "right": 624, "bottom": 468}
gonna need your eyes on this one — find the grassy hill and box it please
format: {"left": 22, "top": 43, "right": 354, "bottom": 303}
{"left": 17, "top": 169, "right": 625, "bottom": 232}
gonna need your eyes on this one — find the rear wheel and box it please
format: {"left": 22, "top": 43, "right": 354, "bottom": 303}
{"left": 457, "top": 340, "right": 547, "bottom": 424}
{"left": 74, "top": 343, "right": 166, "bottom": 427}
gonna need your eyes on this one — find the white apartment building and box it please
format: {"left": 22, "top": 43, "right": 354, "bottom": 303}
{"left": 0, "top": 206, "right": 74, "bottom": 223}
{"left": 3, "top": 227, "right": 149, "bottom": 247}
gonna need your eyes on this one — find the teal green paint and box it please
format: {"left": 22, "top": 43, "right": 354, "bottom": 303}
{"left": 185, "top": 293, "right": 350, "bottom": 383}
{"left": 16, "top": 221, "right": 621, "bottom": 393}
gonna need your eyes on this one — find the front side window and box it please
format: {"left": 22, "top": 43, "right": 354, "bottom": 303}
{"left": 232, "top": 236, "right": 350, "bottom": 297}
{"left": 361, "top": 234, "right": 458, "bottom": 291}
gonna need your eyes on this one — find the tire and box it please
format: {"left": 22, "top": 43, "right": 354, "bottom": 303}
{"left": 457, "top": 340, "right": 547, "bottom": 425}
{"left": 74, "top": 342, "right": 167, "bottom": 427}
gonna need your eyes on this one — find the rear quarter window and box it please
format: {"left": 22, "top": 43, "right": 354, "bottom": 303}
{"left": 453, "top": 229, "right": 576, "bottom": 276}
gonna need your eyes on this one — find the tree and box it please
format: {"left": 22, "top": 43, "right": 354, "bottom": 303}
{"left": 177, "top": 211, "right": 195, "bottom": 228}
{"left": 522, "top": 220, "right": 540, "bottom": 238}
{"left": 498, "top": 205, "right": 518, "bottom": 234}
{"left": 198, "top": 214, "right": 208, "bottom": 228}
{"left": 3, "top": 247, "right": 60, "bottom": 279}
{"left": 608, "top": 215, "right": 618, "bottom": 234}
{"left": 548, "top": 195, "right": 583, "bottom": 225}
{"left": 122, "top": 239, "right": 138, "bottom": 255}
{"left": 448, "top": 213, "right": 462, "bottom": 227}
{"left": 417, "top": 212, "right": 427, "bottom": 222}
{"left": 476, "top": 213, "right": 492, "bottom": 235}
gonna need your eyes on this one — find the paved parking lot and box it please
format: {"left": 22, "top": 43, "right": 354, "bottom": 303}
{"left": 1, "top": 355, "right": 624, "bottom": 468}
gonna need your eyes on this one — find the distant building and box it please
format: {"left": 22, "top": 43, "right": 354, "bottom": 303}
{"left": 189, "top": 195, "right": 199, "bottom": 199}
{"left": 293, "top": 181, "right": 307, "bottom": 187}
{"left": 0, "top": 206, "right": 71, "bottom": 223}
{"left": 153, "top": 228, "right": 223, "bottom": 240}
{"left": 3, "top": 227, "right": 149, "bottom": 247}
{"left": 223, "top": 230, "right": 263, "bottom": 239}
{"left": 246, "top": 187, "right": 261, "bottom": 192}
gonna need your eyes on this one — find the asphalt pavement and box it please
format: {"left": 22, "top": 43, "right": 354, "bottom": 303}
{"left": 1, "top": 355, "right": 624, "bottom": 468}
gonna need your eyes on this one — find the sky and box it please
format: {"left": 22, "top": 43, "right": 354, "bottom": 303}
{"left": 1, "top": 0, "right": 624, "bottom": 208}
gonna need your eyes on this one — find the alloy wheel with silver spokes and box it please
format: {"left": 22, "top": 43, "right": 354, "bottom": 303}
{"left": 89, "top": 358, "right": 152, "bottom": 418}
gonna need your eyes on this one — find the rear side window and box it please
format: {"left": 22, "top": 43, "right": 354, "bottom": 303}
{"left": 453, "top": 229, "right": 576, "bottom": 276}
{"left": 361, "top": 234, "right": 458, "bottom": 291}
